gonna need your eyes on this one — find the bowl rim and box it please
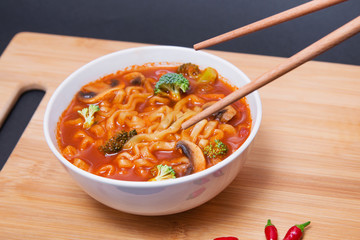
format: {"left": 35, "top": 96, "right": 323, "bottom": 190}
{"left": 43, "top": 45, "right": 262, "bottom": 188}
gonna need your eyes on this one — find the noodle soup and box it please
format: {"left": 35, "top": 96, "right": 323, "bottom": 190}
{"left": 57, "top": 63, "right": 252, "bottom": 182}
{"left": 45, "top": 46, "right": 262, "bottom": 215}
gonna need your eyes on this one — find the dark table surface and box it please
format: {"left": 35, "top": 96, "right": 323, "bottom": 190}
{"left": 0, "top": 0, "right": 359, "bottom": 169}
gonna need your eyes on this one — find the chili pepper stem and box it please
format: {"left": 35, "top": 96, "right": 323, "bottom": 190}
{"left": 295, "top": 221, "right": 311, "bottom": 232}
{"left": 266, "top": 219, "right": 274, "bottom": 227}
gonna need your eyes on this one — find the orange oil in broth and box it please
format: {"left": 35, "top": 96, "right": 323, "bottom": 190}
{"left": 57, "top": 65, "right": 252, "bottom": 181}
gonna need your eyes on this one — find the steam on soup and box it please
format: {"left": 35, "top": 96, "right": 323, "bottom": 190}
{"left": 57, "top": 63, "right": 252, "bottom": 181}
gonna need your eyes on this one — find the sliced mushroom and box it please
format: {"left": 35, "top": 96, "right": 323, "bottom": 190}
{"left": 202, "top": 101, "right": 237, "bottom": 123}
{"left": 216, "top": 105, "right": 237, "bottom": 122}
{"left": 78, "top": 91, "right": 96, "bottom": 100}
{"left": 166, "top": 156, "right": 192, "bottom": 177}
{"left": 176, "top": 140, "right": 206, "bottom": 174}
{"left": 77, "top": 78, "right": 123, "bottom": 103}
{"left": 110, "top": 79, "right": 119, "bottom": 87}
{"left": 77, "top": 86, "right": 124, "bottom": 104}
{"left": 123, "top": 72, "right": 145, "bottom": 85}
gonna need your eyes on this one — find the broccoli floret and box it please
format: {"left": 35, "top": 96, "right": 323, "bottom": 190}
{"left": 154, "top": 73, "right": 189, "bottom": 101}
{"left": 99, "top": 129, "right": 137, "bottom": 154}
{"left": 177, "top": 63, "right": 200, "bottom": 78}
{"left": 148, "top": 164, "right": 176, "bottom": 182}
{"left": 203, "top": 140, "right": 228, "bottom": 159}
{"left": 78, "top": 104, "right": 100, "bottom": 129}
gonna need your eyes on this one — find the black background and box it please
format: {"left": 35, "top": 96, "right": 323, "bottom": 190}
{"left": 0, "top": 0, "right": 359, "bottom": 169}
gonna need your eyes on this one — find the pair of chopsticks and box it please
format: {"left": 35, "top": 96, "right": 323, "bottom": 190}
{"left": 181, "top": 0, "right": 360, "bottom": 130}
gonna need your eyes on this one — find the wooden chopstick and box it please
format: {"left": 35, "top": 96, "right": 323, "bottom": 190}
{"left": 182, "top": 16, "right": 360, "bottom": 130}
{"left": 194, "top": 0, "right": 347, "bottom": 50}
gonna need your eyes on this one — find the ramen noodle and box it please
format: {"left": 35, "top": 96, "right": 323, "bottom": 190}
{"left": 57, "top": 63, "right": 252, "bottom": 181}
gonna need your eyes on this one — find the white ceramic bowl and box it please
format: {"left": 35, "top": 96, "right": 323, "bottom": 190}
{"left": 43, "top": 46, "right": 262, "bottom": 216}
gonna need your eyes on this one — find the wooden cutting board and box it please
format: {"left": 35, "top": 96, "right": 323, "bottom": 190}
{"left": 0, "top": 32, "right": 359, "bottom": 239}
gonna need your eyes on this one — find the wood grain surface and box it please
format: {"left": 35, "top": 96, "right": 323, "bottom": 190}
{"left": 0, "top": 32, "right": 359, "bottom": 239}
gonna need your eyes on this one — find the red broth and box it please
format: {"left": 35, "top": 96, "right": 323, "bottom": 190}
{"left": 57, "top": 64, "right": 252, "bottom": 181}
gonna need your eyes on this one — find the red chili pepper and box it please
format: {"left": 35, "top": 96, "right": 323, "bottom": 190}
{"left": 213, "top": 237, "right": 238, "bottom": 240}
{"left": 265, "top": 219, "right": 278, "bottom": 240}
{"left": 283, "top": 221, "right": 311, "bottom": 240}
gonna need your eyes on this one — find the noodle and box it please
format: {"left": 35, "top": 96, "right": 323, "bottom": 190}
{"left": 57, "top": 64, "right": 252, "bottom": 181}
